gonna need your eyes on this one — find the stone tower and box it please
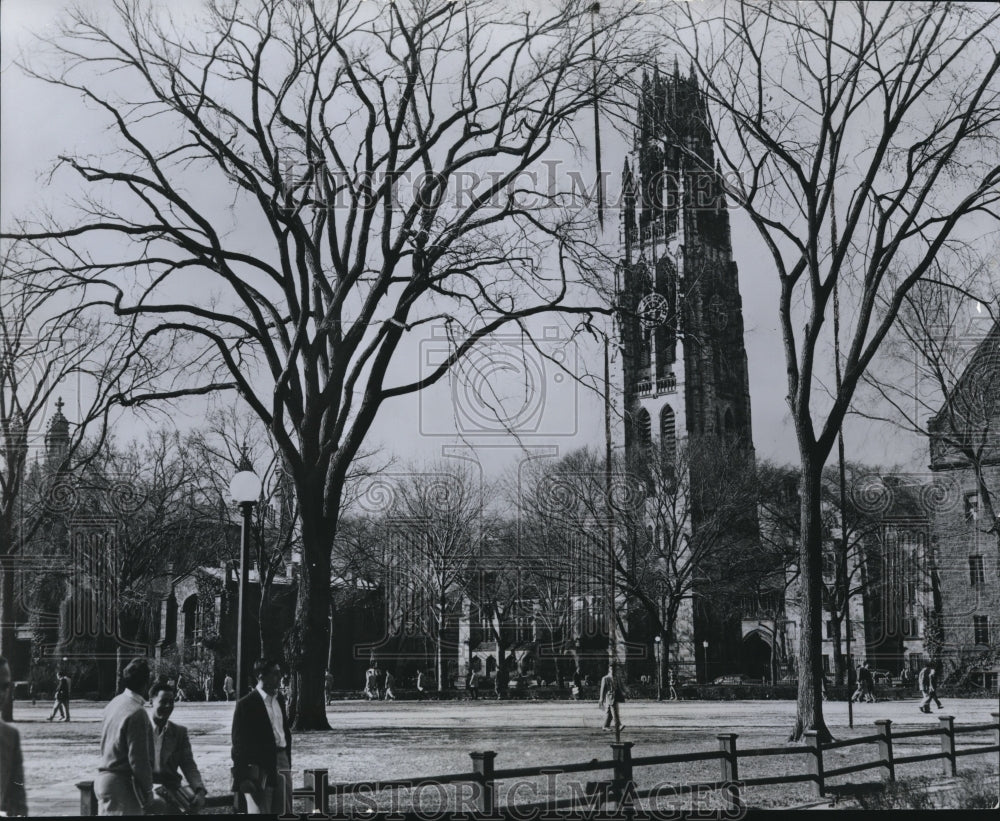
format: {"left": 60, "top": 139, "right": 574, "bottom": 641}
{"left": 618, "top": 61, "right": 756, "bottom": 681}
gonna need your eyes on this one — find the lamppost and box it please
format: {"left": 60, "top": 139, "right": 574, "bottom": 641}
{"left": 654, "top": 635, "right": 662, "bottom": 701}
{"left": 702, "top": 640, "right": 710, "bottom": 684}
{"left": 229, "top": 459, "right": 261, "bottom": 700}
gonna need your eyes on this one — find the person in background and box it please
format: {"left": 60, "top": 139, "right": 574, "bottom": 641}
{"left": 47, "top": 669, "right": 71, "bottom": 722}
{"left": 325, "top": 670, "right": 334, "bottom": 705}
{"left": 571, "top": 668, "right": 583, "bottom": 700}
{"left": 231, "top": 658, "right": 293, "bottom": 814}
{"left": 383, "top": 669, "right": 396, "bottom": 700}
{"left": 95, "top": 658, "right": 168, "bottom": 815}
{"left": 0, "top": 656, "right": 27, "bottom": 817}
{"left": 598, "top": 663, "right": 623, "bottom": 733}
{"left": 203, "top": 674, "right": 213, "bottom": 702}
{"left": 668, "top": 669, "right": 679, "bottom": 701}
{"left": 468, "top": 668, "right": 480, "bottom": 700}
{"left": 148, "top": 681, "right": 206, "bottom": 813}
{"left": 918, "top": 662, "right": 943, "bottom": 713}
{"left": 223, "top": 673, "right": 235, "bottom": 702}
{"left": 416, "top": 669, "right": 426, "bottom": 699}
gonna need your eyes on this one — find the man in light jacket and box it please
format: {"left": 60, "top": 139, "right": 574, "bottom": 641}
{"left": 0, "top": 656, "right": 27, "bottom": 817}
{"left": 95, "top": 658, "right": 167, "bottom": 815}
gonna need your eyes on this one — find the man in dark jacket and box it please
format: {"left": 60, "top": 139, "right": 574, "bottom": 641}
{"left": 231, "top": 658, "right": 293, "bottom": 814}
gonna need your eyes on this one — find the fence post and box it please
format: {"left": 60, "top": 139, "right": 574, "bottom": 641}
{"left": 611, "top": 741, "right": 635, "bottom": 809}
{"left": 470, "top": 751, "right": 497, "bottom": 815}
{"left": 75, "top": 781, "right": 97, "bottom": 816}
{"left": 717, "top": 733, "right": 740, "bottom": 813}
{"left": 290, "top": 768, "right": 330, "bottom": 817}
{"left": 875, "top": 720, "right": 895, "bottom": 783}
{"left": 938, "top": 716, "right": 956, "bottom": 776}
{"left": 804, "top": 731, "right": 824, "bottom": 797}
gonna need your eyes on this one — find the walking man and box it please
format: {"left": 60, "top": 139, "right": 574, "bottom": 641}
{"left": 468, "top": 668, "right": 479, "bottom": 700}
{"left": 598, "top": 663, "right": 623, "bottom": 733}
{"left": 0, "top": 656, "right": 28, "bottom": 817}
{"left": 203, "top": 674, "right": 213, "bottom": 702}
{"left": 383, "top": 669, "right": 396, "bottom": 701}
{"left": 95, "top": 658, "right": 167, "bottom": 815}
{"left": 231, "top": 658, "right": 293, "bottom": 814}
{"left": 47, "top": 669, "right": 71, "bottom": 722}
{"left": 223, "top": 673, "right": 235, "bottom": 702}
{"left": 668, "top": 669, "right": 679, "bottom": 701}
{"left": 918, "top": 662, "right": 943, "bottom": 713}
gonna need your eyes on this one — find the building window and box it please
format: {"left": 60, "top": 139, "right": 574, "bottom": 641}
{"left": 822, "top": 548, "right": 836, "bottom": 577}
{"left": 969, "top": 555, "right": 986, "bottom": 586}
{"left": 822, "top": 655, "right": 830, "bottom": 673}
{"left": 659, "top": 406, "right": 676, "bottom": 468}
{"left": 964, "top": 492, "right": 979, "bottom": 522}
{"left": 973, "top": 616, "right": 990, "bottom": 646}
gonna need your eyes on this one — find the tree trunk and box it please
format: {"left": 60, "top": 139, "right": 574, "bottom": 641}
{"left": 790, "top": 462, "right": 832, "bottom": 742}
{"left": 290, "top": 514, "right": 332, "bottom": 731}
{"left": 831, "top": 615, "right": 844, "bottom": 686}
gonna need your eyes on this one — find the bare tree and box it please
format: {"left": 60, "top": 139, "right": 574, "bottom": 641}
{"left": 669, "top": 0, "right": 1000, "bottom": 740}
{"left": 0, "top": 252, "right": 156, "bottom": 718}
{"left": 5, "top": 0, "right": 653, "bottom": 728}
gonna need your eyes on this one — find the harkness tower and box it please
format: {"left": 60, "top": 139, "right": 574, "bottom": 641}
{"left": 618, "top": 60, "right": 759, "bottom": 680}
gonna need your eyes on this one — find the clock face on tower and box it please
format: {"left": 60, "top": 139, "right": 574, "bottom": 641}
{"left": 638, "top": 292, "right": 671, "bottom": 329}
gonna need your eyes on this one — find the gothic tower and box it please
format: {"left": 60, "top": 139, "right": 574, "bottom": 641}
{"left": 619, "top": 61, "right": 756, "bottom": 681}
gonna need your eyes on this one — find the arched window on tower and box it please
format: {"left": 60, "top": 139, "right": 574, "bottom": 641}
{"left": 659, "top": 406, "right": 676, "bottom": 469}
{"left": 637, "top": 408, "right": 653, "bottom": 494}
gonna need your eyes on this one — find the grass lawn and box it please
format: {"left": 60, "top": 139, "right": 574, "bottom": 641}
{"left": 11, "top": 696, "right": 998, "bottom": 815}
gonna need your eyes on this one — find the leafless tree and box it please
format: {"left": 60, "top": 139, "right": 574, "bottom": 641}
{"left": 0, "top": 251, "right": 157, "bottom": 718}
{"left": 4, "top": 0, "right": 653, "bottom": 728}
{"left": 669, "top": 0, "right": 1000, "bottom": 740}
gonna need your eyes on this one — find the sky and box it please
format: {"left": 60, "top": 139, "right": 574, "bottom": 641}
{"left": 0, "top": 0, "right": 943, "bottom": 484}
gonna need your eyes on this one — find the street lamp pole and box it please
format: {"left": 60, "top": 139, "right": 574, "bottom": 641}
{"left": 229, "top": 460, "right": 261, "bottom": 700}
{"left": 654, "top": 635, "right": 662, "bottom": 701}
{"left": 702, "top": 640, "right": 710, "bottom": 684}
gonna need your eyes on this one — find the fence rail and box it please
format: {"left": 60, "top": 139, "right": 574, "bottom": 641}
{"left": 75, "top": 711, "right": 1000, "bottom": 814}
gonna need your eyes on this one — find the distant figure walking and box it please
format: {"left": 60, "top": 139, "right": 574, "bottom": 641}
{"left": 571, "top": 668, "right": 583, "bottom": 700}
{"left": 383, "top": 670, "right": 396, "bottom": 701}
{"left": 851, "top": 663, "right": 874, "bottom": 703}
{"left": 95, "top": 658, "right": 167, "bottom": 815}
{"left": 668, "top": 669, "right": 679, "bottom": 701}
{"left": 204, "top": 674, "right": 213, "bottom": 702}
{"left": 468, "top": 669, "right": 479, "bottom": 700}
{"left": 364, "top": 667, "right": 378, "bottom": 700}
{"left": 47, "top": 669, "right": 72, "bottom": 722}
{"left": 918, "top": 663, "right": 943, "bottom": 713}
{"left": 599, "top": 664, "right": 623, "bottom": 733}
{"left": 416, "top": 669, "right": 426, "bottom": 699}
{"left": 223, "top": 673, "right": 235, "bottom": 702}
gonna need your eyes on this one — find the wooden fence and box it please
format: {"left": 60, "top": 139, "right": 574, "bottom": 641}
{"left": 76, "top": 712, "right": 1000, "bottom": 814}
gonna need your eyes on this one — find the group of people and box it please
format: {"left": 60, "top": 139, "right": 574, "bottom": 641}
{"left": 363, "top": 665, "right": 398, "bottom": 700}
{"left": 89, "top": 656, "right": 294, "bottom": 815}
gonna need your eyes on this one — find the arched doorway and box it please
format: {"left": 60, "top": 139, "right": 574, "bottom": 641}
{"left": 741, "top": 632, "right": 772, "bottom": 682}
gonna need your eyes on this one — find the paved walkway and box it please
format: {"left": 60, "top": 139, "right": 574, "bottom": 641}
{"left": 13, "top": 697, "right": 998, "bottom": 816}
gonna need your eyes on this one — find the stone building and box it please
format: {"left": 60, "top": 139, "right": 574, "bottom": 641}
{"left": 927, "top": 319, "right": 1000, "bottom": 690}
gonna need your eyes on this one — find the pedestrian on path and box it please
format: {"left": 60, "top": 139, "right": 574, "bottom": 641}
{"left": 571, "top": 668, "right": 582, "bottom": 700}
{"left": 203, "top": 674, "right": 213, "bottom": 702}
{"left": 598, "top": 663, "right": 623, "bottom": 733}
{"left": 364, "top": 667, "right": 378, "bottom": 700}
{"left": 468, "top": 669, "right": 479, "bottom": 700}
{"left": 223, "top": 673, "right": 235, "bottom": 702}
{"left": 850, "top": 662, "right": 874, "bottom": 703}
{"left": 383, "top": 670, "right": 396, "bottom": 700}
{"left": 47, "top": 670, "right": 71, "bottom": 722}
{"left": 667, "top": 669, "right": 679, "bottom": 701}
{"left": 918, "top": 663, "right": 943, "bottom": 713}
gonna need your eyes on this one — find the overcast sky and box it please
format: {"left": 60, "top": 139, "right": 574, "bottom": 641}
{"left": 1, "top": 0, "right": 937, "bottom": 480}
